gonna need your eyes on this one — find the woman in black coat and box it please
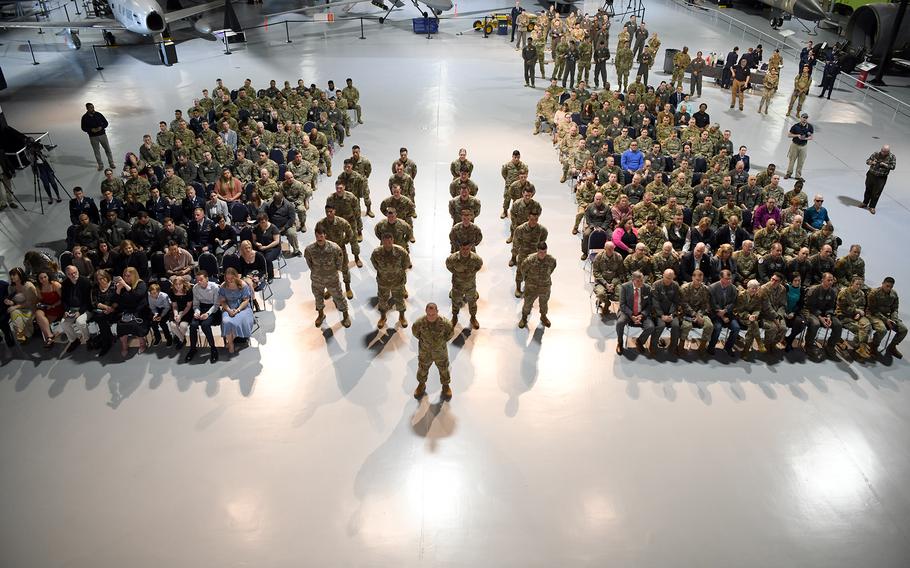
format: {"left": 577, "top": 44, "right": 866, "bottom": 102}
{"left": 114, "top": 266, "right": 150, "bottom": 357}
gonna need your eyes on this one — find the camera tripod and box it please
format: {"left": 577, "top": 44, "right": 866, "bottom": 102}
{"left": 30, "top": 148, "right": 71, "bottom": 215}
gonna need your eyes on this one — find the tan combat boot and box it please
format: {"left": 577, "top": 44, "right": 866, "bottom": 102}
{"left": 451, "top": 312, "right": 458, "bottom": 326}
{"left": 441, "top": 384, "right": 453, "bottom": 400}
{"left": 398, "top": 311, "right": 408, "bottom": 328}
{"left": 377, "top": 312, "right": 387, "bottom": 329}
{"left": 341, "top": 311, "right": 351, "bottom": 328}
{"left": 315, "top": 310, "right": 326, "bottom": 327}
{"left": 540, "top": 315, "right": 551, "bottom": 327}
{"left": 470, "top": 315, "right": 479, "bottom": 330}
{"left": 345, "top": 283, "right": 353, "bottom": 299}
{"left": 414, "top": 382, "right": 426, "bottom": 398}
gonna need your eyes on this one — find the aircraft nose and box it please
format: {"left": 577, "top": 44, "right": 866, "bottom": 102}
{"left": 793, "top": 0, "right": 826, "bottom": 21}
{"left": 146, "top": 10, "right": 165, "bottom": 33}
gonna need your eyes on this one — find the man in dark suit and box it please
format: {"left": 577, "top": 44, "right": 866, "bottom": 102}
{"left": 60, "top": 265, "right": 93, "bottom": 353}
{"left": 679, "top": 242, "right": 715, "bottom": 283}
{"left": 713, "top": 215, "right": 751, "bottom": 251}
{"left": 729, "top": 145, "right": 750, "bottom": 172}
{"left": 69, "top": 186, "right": 100, "bottom": 225}
{"left": 708, "top": 268, "right": 741, "bottom": 356}
{"left": 616, "top": 271, "right": 655, "bottom": 355}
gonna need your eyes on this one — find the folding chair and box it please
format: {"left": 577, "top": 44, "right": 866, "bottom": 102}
{"left": 269, "top": 149, "right": 285, "bottom": 166}
{"left": 278, "top": 163, "right": 287, "bottom": 181}
{"left": 286, "top": 149, "right": 298, "bottom": 162}
{"left": 197, "top": 252, "right": 220, "bottom": 279}
{"left": 58, "top": 250, "right": 74, "bottom": 270}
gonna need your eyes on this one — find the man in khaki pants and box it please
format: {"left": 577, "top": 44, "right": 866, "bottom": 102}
{"left": 730, "top": 58, "right": 751, "bottom": 111}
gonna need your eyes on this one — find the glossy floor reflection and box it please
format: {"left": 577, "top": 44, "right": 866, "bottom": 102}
{"left": 1, "top": 0, "right": 909, "bottom": 566}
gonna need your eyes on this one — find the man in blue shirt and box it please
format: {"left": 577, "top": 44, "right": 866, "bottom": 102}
{"left": 621, "top": 140, "right": 644, "bottom": 180}
{"left": 784, "top": 113, "right": 813, "bottom": 181}
{"left": 803, "top": 194, "right": 830, "bottom": 231}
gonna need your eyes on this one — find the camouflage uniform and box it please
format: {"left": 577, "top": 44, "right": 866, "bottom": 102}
{"left": 513, "top": 222, "right": 549, "bottom": 283}
{"left": 374, "top": 219, "right": 413, "bottom": 251}
{"left": 446, "top": 251, "right": 484, "bottom": 319}
{"left": 449, "top": 221, "right": 483, "bottom": 253}
{"left": 624, "top": 252, "right": 654, "bottom": 282}
{"left": 593, "top": 250, "right": 626, "bottom": 304}
{"left": 281, "top": 179, "right": 313, "bottom": 229}
{"left": 866, "top": 286, "right": 907, "bottom": 352}
{"left": 304, "top": 240, "right": 348, "bottom": 312}
{"left": 124, "top": 177, "right": 151, "bottom": 203}
{"left": 834, "top": 254, "right": 865, "bottom": 288}
{"left": 509, "top": 197, "right": 542, "bottom": 240}
{"left": 836, "top": 286, "right": 871, "bottom": 345}
{"left": 672, "top": 49, "right": 691, "bottom": 89}
{"left": 735, "top": 289, "right": 764, "bottom": 351}
{"left": 679, "top": 281, "right": 715, "bottom": 345}
{"left": 758, "top": 70, "right": 779, "bottom": 114}
{"left": 325, "top": 190, "right": 362, "bottom": 254}
{"left": 733, "top": 249, "right": 759, "bottom": 285}
{"left": 501, "top": 160, "right": 529, "bottom": 213}
{"left": 371, "top": 244, "right": 410, "bottom": 314}
{"left": 449, "top": 196, "right": 482, "bottom": 225}
{"left": 614, "top": 43, "right": 633, "bottom": 92}
{"left": 759, "top": 282, "right": 788, "bottom": 348}
{"left": 787, "top": 71, "right": 812, "bottom": 117}
{"left": 412, "top": 315, "right": 455, "bottom": 386}
{"left": 315, "top": 216, "right": 355, "bottom": 284}
{"left": 389, "top": 172, "right": 416, "bottom": 204}
{"left": 380, "top": 194, "right": 416, "bottom": 228}
{"left": 520, "top": 252, "right": 557, "bottom": 319}
{"left": 337, "top": 169, "right": 371, "bottom": 213}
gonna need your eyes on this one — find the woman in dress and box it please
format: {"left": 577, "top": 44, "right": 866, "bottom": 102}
{"left": 34, "top": 271, "right": 65, "bottom": 348}
{"left": 114, "top": 266, "right": 150, "bottom": 357}
{"left": 4, "top": 267, "right": 38, "bottom": 343}
{"left": 218, "top": 268, "right": 254, "bottom": 354}
{"left": 237, "top": 239, "right": 268, "bottom": 294}
{"left": 214, "top": 167, "right": 243, "bottom": 203}
{"left": 168, "top": 275, "right": 194, "bottom": 350}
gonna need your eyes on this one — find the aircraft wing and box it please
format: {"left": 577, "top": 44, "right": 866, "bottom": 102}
{"left": 164, "top": 0, "right": 228, "bottom": 23}
{"left": 263, "top": 0, "right": 373, "bottom": 18}
{"left": 0, "top": 18, "right": 124, "bottom": 29}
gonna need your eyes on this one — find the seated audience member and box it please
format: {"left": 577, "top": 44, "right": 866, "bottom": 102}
{"left": 89, "top": 269, "right": 118, "bottom": 356}
{"left": 187, "top": 207, "right": 215, "bottom": 256}
{"left": 114, "top": 240, "right": 149, "bottom": 282}
{"left": 185, "top": 270, "right": 221, "bottom": 364}
{"left": 752, "top": 197, "right": 781, "bottom": 230}
{"left": 114, "top": 267, "right": 151, "bottom": 357}
{"left": 163, "top": 241, "right": 195, "bottom": 279}
{"left": 209, "top": 215, "right": 239, "bottom": 256}
{"left": 4, "top": 268, "right": 38, "bottom": 344}
{"left": 708, "top": 269, "right": 741, "bottom": 356}
{"left": 678, "top": 269, "right": 714, "bottom": 355}
{"left": 612, "top": 218, "right": 638, "bottom": 258}
{"left": 215, "top": 168, "right": 244, "bottom": 202}
{"left": 219, "top": 267, "right": 255, "bottom": 354}
{"left": 735, "top": 279, "right": 764, "bottom": 359}
{"left": 253, "top": 213, "right": 282, "bottom": 280}
{"left": 60, "top": 265, "right": 92, "bottom": 353}
{"left": 803, "top": 194, "right": 830, "bottom": 231}
{"left": 204, "top": 190, "right": 231, "bottom": 223}
{"left": 237, "top": 239, "right": 269, "bottom": 293}
{"left": 168, "top": 276, "right": 194, "bottom": 350}
{"left": 615, "top": 270, "right": 655, "bottom": 355}
{"left": 783, "top": 273, "right": 806, "bottom": 352}
{"left": 147, "top": 282, "right": 173, "bottom": 347}
{"left": 34, "top": 271, "right": 64, "bottom": 349}
{"left": 70, "top": 245, "right": 95, "bottom": 280}
{"left": 95, "top": 241, "right": 119, "bottom": 273}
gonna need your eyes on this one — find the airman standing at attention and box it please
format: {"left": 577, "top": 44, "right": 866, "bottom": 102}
{"left": 325, "top": 182, "right": 363, "bottom": 262}
{"left": 672, "top": 46, "right": 691, "bottom": 90}
{"left": 449, "top": 169, "right": 479, "bottom": 198}
{"left": 533, "top": 29, "right": 548, "bottom": 80}
{"left": 381, "top": 184, "right": 416, "bottom": 231}
{"left": 501, "top": 150, "right": 529, "bottom": 218}
{"left": 551, "top": 37, "right": 568, "bottom": 82}
{"left": 350, "top": 144, "right": 372, "bottom": 182}
{"left": 304, "top": 227, "right": 351, "bottom": 328}
{"left": 523, "top": 40, "right": 539, "bottom": 87}
{"left": 371, "top": 233, "right": 411, "bottom": 330}
{"left": 411, "top": 303, "right": 455, "bottom": 400}
{"left": 577, "top": 37, "right": 593, "bottom": 84}
{"left": 758, "top": 66, "right": 779, "bottom": 115}
{"left": 614, "top": 40, "right": 633, "bottom": 92}
{"left": 592, "top": 40, "right": 611, "bottom": 89}
{"left": 449, "top": 209, "right": 483, "bottom": 253}
{"left": 389, "top": 162, "right": 416, "bottom": 206}
{"left": 512, "top": 210, "right": 549, "bottom": 292}
{"left": 786, "top": 65, "right": 812, "bottom": 117}
{"left": 337, "top": 159, "right": 373, "bottom": 218}
{"left": 446, "top": 243, "right": 484, "bottom": 329}
{"left": 450, "top": 148, "right": 474, "bottom": 178}
{"left": 518, "top": 241, "right": 557, "bottom": 328}
{"left": 449, "top": 186, "right": 482, "bottom": 225}
{"left": 315, "top": 205, "right": 356, "bottom": 299}
{"left": 374, "top": 208, "right": 414, "bottom": 251}
{"left": 391, "top": 147, "right": 417, "bottom": 179}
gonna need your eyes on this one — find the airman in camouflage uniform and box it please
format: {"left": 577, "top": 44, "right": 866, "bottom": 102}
{"left": 371, "top": 234, "right": 411, "bottom": 329}
{"left": 593, "top": 242, "right": 626, "bottom": 315}
{"left": 780, "top": 216, "right": 809, "bottom": 259}
{"left": 735, "top": 279, "right": 764, "bottom": 357}
{"left": 326, "top": 182, "right": 363, "bottom": 256}
{"left": 287, "top": 153, "right": 317, "bottom": 191}
{"left": 304, "top": 228, "right": 351, "bottom": 328}
{"left": 672, "top": 47, "right": 691, "bottom": 89}
{"left": 867, "top": 277, "right": 906, "bottom": 358}
{"left": 315, "top": 206, "right": 356, "bottom": 298}
{"left": 449, "top": 186, "right": 481, "bottom": 225}
{"left": 446, "top": 243, "right": 484, "bottom": 329}
{"left": 124, "top": 170, "right": 151, "bottom": 204}
{"left": 389, "top": 163, "right": 417, "bottom": 205}
{"left": 759, "top": 274, "right": 788, "bottom": 354}
{"left": 501, "top": 151, "right": 529, "bottom": 217}
{"left": 733, "top": 240, "right": 759, "bottom": 285}
{"left": 786, "top": 66, "right": 812, "bottom": 117}
{"left": 449, "top": 209, "right": 483, "bottom": 253}
{"left": 342, "top": 78, "right": 363, "bottom": 124}
{"left": 533, "top": 29, "right": 548, "bottom": 79}
{"left": 577, "top": 39, "right": 593, "bottom": 83}
{"left": 381, "top": 184, "right": 416, "bottom": 230}
{"left": 535, "top": 91, "right": 559, "bottom": 135}
{"left": 391, "top": 148, "right": 417, "bottom": 179}
{"left": 374, "top": 208, "right": 414, "bottom": 251}
{"left": 411, "top": 303, "right": 455, "bottom": 399}
{"left": 837, "top": 276, "right": 873, "bottom": 359}
{"left": 614, "top": 41, "right": 633, "bottom": 92}
{"left": 280, "top": 171, "right": 313, "bottom": 231}
{"left": 508, "top": 189, "right": 542, "bottom": 245}
{"left": 834, "top": 244, "right": 865, "bottom": 288}
{"left": 624, "top": 243, "right": 654, "bottom": 282}
{"left": 679, "top": 269, "right": 715, "bottom": 354}
{"left": 758, "top": 67, "right": 779, "bottom": 115}
{"left": 519, "top": 242, "right": 557, "bottom": 328}
{"left": 449, "top": 170, "right": 479, "bottom": 198}
{"left": 512, "top": 212, "right": 548, "bottom": 292}
{"left": 450, "top": 149, "right": 474, "bottom": 178}
{"left": 637, "top": 217, "right": 665, "bottom": 254}
{"left": 337, "top": 159, "right": 373, "bottom": 217}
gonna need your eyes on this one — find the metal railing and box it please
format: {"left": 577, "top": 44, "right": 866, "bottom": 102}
{"left": 666, "top": 0, "right": 910, "bottom": 121}
{"left": 218, "top": 16, "right": 370, "bottom": 55}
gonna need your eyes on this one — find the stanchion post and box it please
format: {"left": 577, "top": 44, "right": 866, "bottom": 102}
{"left": 28, "top": 40, "right": 39, "bottom": 65}
{"left": 92, "top": 44, "right": 103, "bottom": 70}
{"left": 64, "top": 3, "right": 70, "bottom": 22}
{"left": 285, "top": 20, "right": 292, "bottom": 43}
{"left": 360, "top": 17, "right": 365, "bottom": 39}
{"left": 223, "top": 32, "right": 232, "bottom": 55}
{"left": 73, "top": 0, "right": 81, "bottom": 15}
{"left": 35, "top": 14, "right": 44, "bottom": 34}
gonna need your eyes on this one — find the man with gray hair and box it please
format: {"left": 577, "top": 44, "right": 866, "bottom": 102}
{"left": 862, "top": 145, "right": 896, "bottom": 215}
{"left": 616, "top": 270, "right": 655, "bottom": 355}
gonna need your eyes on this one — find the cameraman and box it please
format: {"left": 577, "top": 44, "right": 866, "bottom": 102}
{"left": 30, "top": 141, "right": 62, "bottom": 205}
{"left": 861, "top": 145, "right": 897, "bottom": 215}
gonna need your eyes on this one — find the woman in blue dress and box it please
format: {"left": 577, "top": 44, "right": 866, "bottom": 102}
{"left": 218, "top": 267, "right": 254, "bottom": 354}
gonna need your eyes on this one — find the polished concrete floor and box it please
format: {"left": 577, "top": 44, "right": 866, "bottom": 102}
{"left": 1, "top": 1, "right": 909, "bottom": 566}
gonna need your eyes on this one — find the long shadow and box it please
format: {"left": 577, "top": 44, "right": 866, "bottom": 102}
{"left": 500, "top": 327, "right": 543, "bottom": 417}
